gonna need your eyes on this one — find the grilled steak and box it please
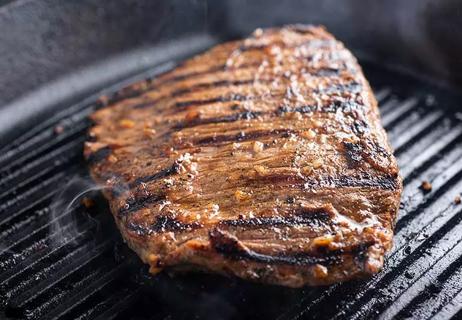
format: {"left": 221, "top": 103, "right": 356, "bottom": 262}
{"left": 85, "top": 25, "right": 402, "bottom": 287}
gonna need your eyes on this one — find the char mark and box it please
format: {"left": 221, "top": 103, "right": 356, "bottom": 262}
{"left": 317, "top": 81, "right": 362, "bottom": 94}
{"left": 151, "top": 216, "right": 202, "bottom": 233}
{"left": 260, "top": 173, "right": 399, "bottom": 191}
{"left": 171, "top": 79, "right": 262, "bottom": 97}
{"left": 86, "top": 146, "right": 112, "bottom": 164}
{"left": 126, "top": 215, "right": 202, "bottom": 236}
{"left": 220, "top": 208, "right": 330, "bottom": 229}
{"left": 129, "top": 161, "right": 182, "bottom": 188}
{"left": 209, "top": 229, "right": 372, "bottom": 266}
{"left": 324, "top": 174, "right": 398, "bottom": 190}
{"left": 343, "top": 142, "right": 363, "bottom": 168}
{"left": 173, "top": 111, "right": 263, "bottom": 130}
{"left": 118, "top": 193, "right": 166, "bottom": 216}
{"left": 174, "top": 94, "right": 252, "bottom": 109}
{"left": 155, "top": 62, "right": 260, "bottom": 88}
{"left": 194, "top": 128, "right": 294, "bottom": 146}
{"left": 132, "top": 79, "right": 265, "bottom": 110}
{"left": 278, "top": 100, "right": 363, "bottom": 115}
{"left": 351, "top": 119, "right": 369, "bottom": 136}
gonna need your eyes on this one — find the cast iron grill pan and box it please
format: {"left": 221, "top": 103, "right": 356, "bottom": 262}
{"left": 0, "top": 60, "right": 461, "bottom": 320}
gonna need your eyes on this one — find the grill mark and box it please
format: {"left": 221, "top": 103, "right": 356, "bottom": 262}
{"left": 156, "top": 62, "right": 260, "bottom": 87}
{"left": 126, "top": 216, "right": 202, "bottom": 235}
{"left": 129, "top": 69, "right": 357, "bottom": 110}
{"left": 193, "top": 128, "right": 295, "bottom": 146}
{"left": 132, "top": 78, "right": 267, "bottom": 110}
{"left": 260, "top": 173, "right": 399, "bottom": 191}
{"left": 343, "top": 142, "right": 364, "bottom": 168}
{"left": 174, "top": 93, "right": 254, "bottom": 109}
{"left": 151, "top": 216, "right": 202, "bottom": 233}
{"left": 111, "top": 40, "right": 349, "bottom": 109}
{"left": 118, "top": 193, "right": 166, "bottom": 216}
{"left": 169, "top": 93, "right": 363, "bottom": 132}
{"left": 129, "top": 161, "right": 181, "bottom": 188}
{"left": 170, "top": 79, "right": 263, "bottom": 97}
{"left": 209, "top": 228, "right": 374, "bottom": 266}
{"left": 169, "top": 80, "right": 359, "bottom": 111}
{"left": 86, "top": 146, "right": 112, "bottom": 164}
{"left": 318, "top": 81, "right": 362, "bottom": 94}
{"left": 172, "top": 111, "right": 263, "bottom": 130}
{"left": 278, "top": 100, "right": 363, "bottom": 115}
{"left": 351, "top": 119, "right": 369, "bottom": 136}
{"left": 220, "top": 208, "right": 331, "bottom": 229}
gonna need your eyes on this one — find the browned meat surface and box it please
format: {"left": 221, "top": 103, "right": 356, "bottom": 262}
{"left": 85, "top": 25, "right": 402, "bottom": 287}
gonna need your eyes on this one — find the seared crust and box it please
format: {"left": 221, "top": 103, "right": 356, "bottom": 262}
{"left": 85, "top": 25, "right": 402, "bottom": 287}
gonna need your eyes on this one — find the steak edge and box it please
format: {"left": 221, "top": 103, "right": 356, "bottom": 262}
{"left": 85, "top": 25, "right": 402, "bottom": 287}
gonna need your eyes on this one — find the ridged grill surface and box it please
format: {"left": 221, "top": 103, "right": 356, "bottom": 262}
{"left": 0, "top": 62, "right": 461, "bottom": 320}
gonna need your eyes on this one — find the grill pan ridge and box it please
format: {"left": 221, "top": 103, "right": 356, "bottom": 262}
{"left": 0, "top": 57, "right": 461, "bottom": 319}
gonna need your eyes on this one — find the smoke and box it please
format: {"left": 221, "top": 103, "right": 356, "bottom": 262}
{"left": 48, "top": 175, "right": 107, "bottom": 246}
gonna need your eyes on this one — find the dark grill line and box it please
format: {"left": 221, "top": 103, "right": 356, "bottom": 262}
{"left": 193, "top": 128, "right": 295, "bottom": 146}
{"left": 129, "top": 161, "right": 182, "bottom": 188}
{"left": 170, "top": 98, "right": 363, "bottom": 132}
{"left": 219, "top": 209, "right": 330, "bottom": 229}
{"left": 209, "top": 228, "right": 373, "bottom": 266}
{"left": 132, "top": 78, "right": 266, "bottom": 110}
{"left": 174, "top": 93, "right": 255, "bottom": 109}
{"left": 256, "top": 173, "right": 399, "bottom": 191}
{"left": 132, "top": 76, "right": 361, "bottom": 110}
{"left": 172, "top": 111, "right": 263, "bottom": 130}
{"left": 118, "top": 193, "right": 166, "bottom": 216}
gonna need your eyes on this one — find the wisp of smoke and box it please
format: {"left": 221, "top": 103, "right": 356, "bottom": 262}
{"left": 49, "top": 175, "right": 107, "bottom": 246}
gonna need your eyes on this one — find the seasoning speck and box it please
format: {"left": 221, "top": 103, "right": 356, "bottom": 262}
{"left": 421, "top": 180, "right": 432, "bottom": 192}
{"left": 455, "top": 195, "right": 461, "bottom": 205}
{"left": 81, "top": 197, "right": 95, "bottom": 208}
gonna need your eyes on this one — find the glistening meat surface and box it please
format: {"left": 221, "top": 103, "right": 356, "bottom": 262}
{"left": 85, "top": 25, "right": 402, "bottom": 287}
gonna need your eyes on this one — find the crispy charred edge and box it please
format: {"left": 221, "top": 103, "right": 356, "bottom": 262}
{"left": 126, "top": 215, "right": 202, "bottom": 236}
{"left": 209, "top": 228, "right": 376, "bottom": 267}
{"left": 86, "top": 146, "right": 112, "bottom": 164}
{"left": 219, "top": 207, "right": 331, "bottom": 229}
